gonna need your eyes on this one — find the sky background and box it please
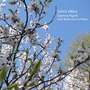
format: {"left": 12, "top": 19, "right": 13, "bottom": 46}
{"left": 45, "top": 0, "right": 90, "bottom": 60}
{"left": 1, "top": 0, "right": 90, "bottom": 60}
{"left": 0, "top": 0, "right": 89, "bottom": 88}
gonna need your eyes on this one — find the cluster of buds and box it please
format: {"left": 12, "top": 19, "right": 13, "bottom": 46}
{"left": 10, "top": 15, "right": 20, "bottom": 23}
{"left": 28, "top": 1, "right": 40, "bottom": 14}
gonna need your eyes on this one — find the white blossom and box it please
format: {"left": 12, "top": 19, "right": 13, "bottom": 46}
{"left": 27, "top": 30, "right": 41, "bottom": 45}
{"left": 28, "top": 1, "right": 40, "bottom": 13}
{"left": 30, "top": 19, "right": 38, "bottom": 27}
{"left": 2, "top": 0, "right": 6, "bottom": 3}
{"left": 30, "top": 20, "right": 34, "bottom": 27}
{"left": 42, "top": 22, "right": 48, "bottom": 30}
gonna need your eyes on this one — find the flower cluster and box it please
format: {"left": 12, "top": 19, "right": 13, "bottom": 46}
{"left": 0, "top": 0, "right": 6, "bottom": 12}
{"left": 28, "top": 1, "right": 40, "bottom": 14}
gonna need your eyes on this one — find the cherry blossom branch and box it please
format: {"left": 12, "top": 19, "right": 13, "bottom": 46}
{"left": 29, "top": 55, "right": 90, "bottom": 89}
{"left": 47, "top": 6, "right": 57, "bottom": 25}
{"left": 5, "top": 0, "right": 29, "bottom": 86}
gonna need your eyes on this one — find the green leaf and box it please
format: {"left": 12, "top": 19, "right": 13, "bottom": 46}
{"left": 46, "top": 0, "right": 53, "bottom": 3}
{"left": 4, "top": 84, "right": 18, "bottom": 90}
{"left": 17, "top": 18, "right": 20, "bottom": 23}
{"left": 34, "top": 52, "right": 36, "bottom": 60}
{"left": 36, "top": 8, "right": 39, "bottom": 14}
{"left": 31, "top": 59, "right": 41, "bottom": 75}
{"left": 8, "top": 9, "right": 18, "bottom": 15}
{"left": 27, "top": 81, "right": 35, "bottom": 87}
{"left": 39, "top": 0, "right": 43, "bottom": 5}
{"left": 29, "top": 68, "right": 33, "bottom": 74}
{"left": 4, "top": 13, "right": 6, "bottom": 18}
{"left": 20, "top": 22, "right": 24, "bottom": 28}
{"left": 27, "top": 58, "right": 32, "bottom": 64}
{"left": 26, "top": 48, "right": 29, "bottom": 55}
{"left": 0, "top": 68, "right": 7, "bottom": 81}
{"left": 8, "top": 9, "right": 14, "bottom": 14}
{"left": 9, "top": 1, "right": 16, "bottom": 5}
{"left": 39, "top": 0, "right": 44, "bottom": 11}
{"left": 47, "top": 87, "right": 53, "bottom": 90}
{"left": 14, "top": 9, "right": 18, "bottom": 14}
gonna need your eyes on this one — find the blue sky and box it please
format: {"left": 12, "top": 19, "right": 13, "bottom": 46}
{"left": 45, "top": 0, "right": 90, "bottom": 60}
{"left": 1, "top": 0, "right": 90, "bottom": 60}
